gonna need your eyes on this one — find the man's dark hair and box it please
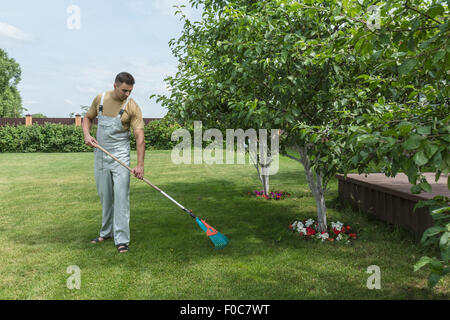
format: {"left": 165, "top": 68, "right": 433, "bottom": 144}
{"left": 115, "top": 72, "right": 135, "bottom": 85}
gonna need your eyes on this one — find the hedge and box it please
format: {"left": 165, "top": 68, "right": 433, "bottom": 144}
{"left": 0, "top": 119, "right": 182, "bottom": 153}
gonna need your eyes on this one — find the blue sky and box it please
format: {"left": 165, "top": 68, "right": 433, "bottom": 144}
{"left": 0, "top": 0, "right": 202, "bottom": 117}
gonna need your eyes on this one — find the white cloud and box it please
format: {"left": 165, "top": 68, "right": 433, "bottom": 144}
{"left": 0, "top": 22, "right": 32, "bottom": 41}
{"left": 64, "top": 99, "right": 75, "bottom": 105}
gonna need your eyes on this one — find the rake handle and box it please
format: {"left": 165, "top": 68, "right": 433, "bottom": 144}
{"left": 94, "top": 144, "right": 196, "bottom": 219}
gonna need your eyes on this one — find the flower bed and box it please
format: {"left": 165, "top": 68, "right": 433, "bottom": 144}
{"left": 289, "top": 219, "right": 358, "bottom": 244}
{"left": 249, "top": 190, "right": 291, "bottom": 200}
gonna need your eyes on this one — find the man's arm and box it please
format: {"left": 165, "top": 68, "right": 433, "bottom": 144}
{"left": 131, "top": 128, "right": 145, "bottom": 179}
{"left": 82, "top": 115, "right": 98, "bottom": 147}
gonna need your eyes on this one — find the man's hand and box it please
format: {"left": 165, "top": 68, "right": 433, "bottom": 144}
{"left": 84, "top": 134, "right": 98, "bottom": 148}
{"left": 132, "top": 165, "right": 144, "bottom": 180}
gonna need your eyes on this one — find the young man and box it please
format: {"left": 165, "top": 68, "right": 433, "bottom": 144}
{"left": 82, "top": 72, "right": 146, "bottom": 253}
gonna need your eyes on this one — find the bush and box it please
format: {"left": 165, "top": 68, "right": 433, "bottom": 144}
{"left": 0, "top": 124, "right": 95, "bottom": 153}
{"left": 0, "top": 119, "right": 183, "bottom": 152}
{"left": 131, "top": 118, "right": 182, "bottom": 150}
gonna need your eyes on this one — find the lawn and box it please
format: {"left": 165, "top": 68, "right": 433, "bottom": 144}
{"left": 0, "top": 151, "right": 448, "bottom": 299}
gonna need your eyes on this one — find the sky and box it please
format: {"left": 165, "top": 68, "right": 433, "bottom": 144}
{"left": 0, "top": 0, "right": 202, "bottom": 118}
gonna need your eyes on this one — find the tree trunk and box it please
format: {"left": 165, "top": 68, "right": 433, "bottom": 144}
{"left": 297, "top": 145, "right": 327, "bottom": 232}
{"left": 248, "top": 141, "right": 271, "bottom": 196}
{"left": 262, "top": 174, "right": 270, "bottom": 196}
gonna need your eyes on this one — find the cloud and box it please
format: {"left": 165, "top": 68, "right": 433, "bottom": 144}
{"left": 64, "top": 99, "right": 75, "bottom": 105}
{"left": 0, "top": 22, "right": 32, "bottom": 41}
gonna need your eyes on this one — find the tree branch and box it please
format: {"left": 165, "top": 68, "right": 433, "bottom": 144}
{"left": 405, "top": 2, "right": 443, "bottom": 25}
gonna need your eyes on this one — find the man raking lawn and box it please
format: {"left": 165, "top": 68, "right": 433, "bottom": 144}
{"left": 83, "top": 72, "right": 228, "bottom": 253}
{"left": 95, "top": 143, "right": 229, "bottom": 250}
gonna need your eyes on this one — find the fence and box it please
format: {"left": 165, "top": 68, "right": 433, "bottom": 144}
{"left": 0, "top": 115, "right": 161, "bottom": 126}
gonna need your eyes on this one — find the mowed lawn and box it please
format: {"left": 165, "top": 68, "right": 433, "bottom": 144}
{"left": 0, "top": 151, "right": 448, "bottom": 300}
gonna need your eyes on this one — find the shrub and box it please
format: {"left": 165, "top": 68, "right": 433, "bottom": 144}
{"left": 131, "top": 118, "right": 182, "bottom": 150}
{"left": 0, "top": 124, "right": 95, "bottom": 153}
{"left": 0, "top": 119, "right": 183, "bottom": 152}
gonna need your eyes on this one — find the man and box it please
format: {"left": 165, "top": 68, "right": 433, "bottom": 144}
{"left": 83, "top": 72, "right": 146, "bottom": 253}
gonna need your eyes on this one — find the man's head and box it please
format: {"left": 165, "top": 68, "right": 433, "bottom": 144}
{"left": 113, "top": 72, "right": 135, "bottom": 101}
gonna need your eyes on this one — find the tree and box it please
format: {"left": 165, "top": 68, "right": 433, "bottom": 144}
{"left": 339, "top": 0, "right": 449, "bottom": 288}
{"left": 155, "top": 0, "right": 372, "bottom": 231}
{"left": 31, "top": 113, "right": 47, "bottom": 118}
{"left": 156, "top": 0, "right": 448, "bottom": 235}
{"left": 0, "top": 49, "right": 23, "bottom": 117}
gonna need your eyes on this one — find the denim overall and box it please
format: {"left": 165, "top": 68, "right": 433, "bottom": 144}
{"left": 94, "top": 92, "right": 131, "bottom": 246}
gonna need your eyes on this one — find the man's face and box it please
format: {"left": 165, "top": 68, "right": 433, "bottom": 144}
{"left": 114, "top": 82, "right": 133, "bottom": 101}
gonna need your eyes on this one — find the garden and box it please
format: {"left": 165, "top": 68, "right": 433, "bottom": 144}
{"left": 0, "top": 0, "right": 449, "bottom": 301}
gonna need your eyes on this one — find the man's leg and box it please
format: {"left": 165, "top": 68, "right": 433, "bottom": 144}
{"left": 112, "top": 165, "right": 131, "bottom": 248}
{"left": 95, "top": 168, "right": 115, "bottom": 239}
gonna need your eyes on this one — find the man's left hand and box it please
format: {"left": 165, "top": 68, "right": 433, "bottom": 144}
{"left": 132, "top": 165, "right": 144, "bottom": 180}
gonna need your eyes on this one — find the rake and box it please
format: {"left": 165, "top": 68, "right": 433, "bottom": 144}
{"left": 95, "top": 144, "right": 229, "bottom": 250}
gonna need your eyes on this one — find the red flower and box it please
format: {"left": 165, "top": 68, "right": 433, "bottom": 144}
{"left": 306, "top": 227, "right": 316, "bottom": 236}
{"left": 333, "top": 228, "right": 340, "bottom": 235}
{"left": 349, "top": 233, "right": 357, "bottom": 239}
{"left": 288, "top": 224, "right": 293, "bottom": 230}
{"left": 346, "top": 226, "right": 351, "bottom": 231}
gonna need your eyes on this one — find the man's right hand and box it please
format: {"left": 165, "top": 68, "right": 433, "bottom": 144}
{"left": 84, "top": 135, "right": 98, "bottom": 148}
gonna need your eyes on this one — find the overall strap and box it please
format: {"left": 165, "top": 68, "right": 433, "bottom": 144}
{"left": 99, "top": 92, "right": 106, "bottom": 115}
{"left": 118, "top": 97, "right": 130, "bottom": 118}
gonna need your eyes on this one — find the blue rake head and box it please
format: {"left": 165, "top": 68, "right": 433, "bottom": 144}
{"left": 195, "top": 217, "right": 229, "bottom": 250}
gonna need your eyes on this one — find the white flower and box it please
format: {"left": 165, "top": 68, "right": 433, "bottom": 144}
{"left": 332, "top": 221, "right": 344, "bottom": 230}
{"left": 298, "top": 227, "right": 307, "bottom": 235}
{"left": 305, "top": 219, "right": 315, "bottom": 227}
{"left": 318, "top": 232, "right": 329, "bottom": 242}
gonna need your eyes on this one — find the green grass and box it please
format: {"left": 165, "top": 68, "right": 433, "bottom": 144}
{"left": 0, "top": 151, "right": 448, "bottom": 299}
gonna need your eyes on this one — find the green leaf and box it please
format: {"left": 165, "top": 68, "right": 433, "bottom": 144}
{"left": 399, "top": 59, "right": 417, "bottom": 75}
{"left": 407, "top": 38, "right": 416, "bottom": 52}
{"left": 413, "top": 150, "right": 429, "bottom": 166}
{"left": 407, "top": 163, "right": 418, "bottom": 184}
{"left": 432, "top": 50, "right": 446, "bottom": 65}
{"left": 439, "top": 232, "right": 449, "bottom": 248}
{"left": 403, "top": 135, "right": 423, "bottom": 150}
{"left": 442, "top": 246, "right": 450, "bottom": 262}
{"left": 421, "top": 226, "right": 445, "bottom": 242}
{"left": 428, "top": 272, "right": 442, "bottom": 288}
{"left": 419, "top": 181, "right": 432, "bottom": 193}
{"left": 424, "top": 143, "right": 439, "bottom": 158}
{"left": 417, "top": 126, "right": 431, "bottom": 135}
{"left": 414, "top": 256, "right": 432, "bottom": 272}
{"left": 411, "top": 184, "right": 422, "bottom": 194}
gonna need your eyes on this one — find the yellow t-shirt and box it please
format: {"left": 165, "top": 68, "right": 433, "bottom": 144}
{"left": 86, "top": 91, "right": 145, "bottom": 131}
